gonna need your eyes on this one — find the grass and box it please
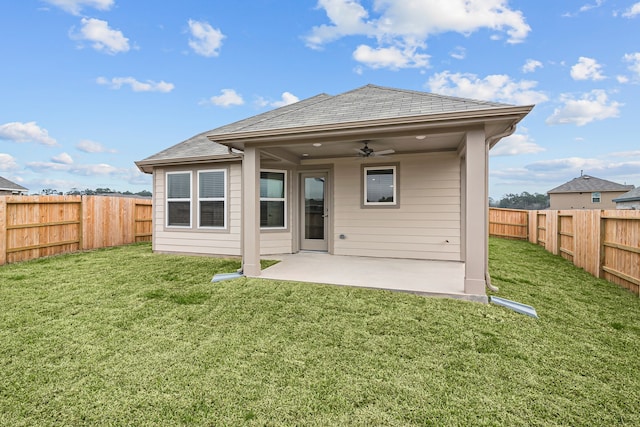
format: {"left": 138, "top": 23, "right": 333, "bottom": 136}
{"left": 0, "top": 239, "right": 638, "bottom": 426}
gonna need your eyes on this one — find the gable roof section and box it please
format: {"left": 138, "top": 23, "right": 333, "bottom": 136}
{"left": 208, "top": 85, "right": 513, "bottom": 138}
{"left": 548, "top": 175, "right": 634, "bottom": 194}
{"left": 137, "top": 84, "right": 532, "bottom": 172}
{"left": 612, "top": 186, "right": 640, "bottom": 202}
{"left": 0, "top": 176, "right": 28, "bottom": 192}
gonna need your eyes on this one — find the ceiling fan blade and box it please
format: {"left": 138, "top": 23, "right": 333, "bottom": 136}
{"left": 372, "top": 149, "right": 395, "bottom": 156}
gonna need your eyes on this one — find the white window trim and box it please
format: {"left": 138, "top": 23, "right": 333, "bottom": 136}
{"left": 364, "top": 165, "right": 397, "bottom": 206}
{"left": 197, "top": 169, "right": 227, "bottom": 229}
{"left": 166, "top": 171, "right": 192, "bottom": 228}
{"left": 591, "top": 192, "right": 601, "bottom": 203}
{"left": 260, "top": 169, "right": 287, "bottom": 230}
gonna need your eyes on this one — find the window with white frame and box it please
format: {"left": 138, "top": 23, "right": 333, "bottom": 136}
{"left": 166, "top": 171, "right": 192, "bottom": 227}
{"left": 198, "top": 170, "right": 226, "bottom": 228}
{"left": 260, "top": 170, "right": 286, "bottom": 228}
{"left": 592, "top": 192, "right": 601, "bottom": 203}
{"left": 364, "top": 166, "right": 397, "bottom": 206}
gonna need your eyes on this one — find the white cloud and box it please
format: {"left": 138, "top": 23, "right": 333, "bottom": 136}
{"left": 52, "top": 152, "right": 74, "bottom": 165}
{"left": 623, "top": 52, "right": 640, "bottom": 80}
{"left": 0, "top": 121, "right": 57, "bottom": 146}
{"left": 205, "top": 89, "right": 244, "bottom": 107}
{"left": 96, "top": 76, "right": 174, "bottom": 93}
{"left": 491, "top": 132, "right": 545, "bottom": 156}
{"left": 76, "top": 139, "right": 117, "bottom": 153}
{"left": 188, "top": 19, "right": 225, "bottom": 57}
{"left": 522, "top": 59, "right": 543, "bottom": 73}
{"left": 622, "top": 2, "right": 640, "bottom": 18}
{"left": 271, "top": 92, "right": 300, "bottom": 107}
{"left": 306, "top": 0, "right": 529, "bottom": 69}
{"left": 353, "top": 44, "right": 429, "bottom": 69}
{"left": 0, "top": 153, "right": 19, "bottom": 171}
{"left": 73, "top": 18, "right": 130, "bottom": 55}
{"left": 42, "top": 0, "right": 113, "bottom": 15}
{"left": 579, "top": 0, "right": 604, "bottom": 13}
{"left": 546, "top": 90, "right": 622, "bottom": 126}
{"left": 26, "top": 159, "right": 119, "bottom": 176}
{"left": 427, "top": 71, "right": 548, "bottom": 105}
{"left": 450, "top": 46, "right": 466, "bottom": 60}
{"left": 570, "top": 57, "right": 605, "bottom": 81}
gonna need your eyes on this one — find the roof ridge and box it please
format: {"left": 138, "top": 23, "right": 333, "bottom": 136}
{"left": 360, "top": 83, "right": 516, "bottom": 107}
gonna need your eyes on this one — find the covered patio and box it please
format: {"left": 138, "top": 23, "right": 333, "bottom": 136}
{"left": 259, "top": 252, "right": 487, "bottom": 303}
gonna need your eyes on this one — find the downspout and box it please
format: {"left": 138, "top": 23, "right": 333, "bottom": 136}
{"left": 484, "top": 124, "right": 518, "bottom": 293}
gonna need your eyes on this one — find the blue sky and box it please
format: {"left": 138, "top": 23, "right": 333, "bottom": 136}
{"left": 1, "top": 0, "right": 639, "bottom": 199}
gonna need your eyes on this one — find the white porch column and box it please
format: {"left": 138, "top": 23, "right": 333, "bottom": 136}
{"left": 464, "top": 128, "right": 488, "bottom": 295}
{"left": 242, "top": 146, "right": 261, "bottom": 277}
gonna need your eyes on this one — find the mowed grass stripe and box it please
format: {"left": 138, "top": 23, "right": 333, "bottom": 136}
{"left": 0, "top": 240, "right": 638, "bottom": 426}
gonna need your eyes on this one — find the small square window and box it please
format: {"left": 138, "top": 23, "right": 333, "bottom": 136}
{"left": 364, "top": 166, "right": 397, "bottom": 206}
{"left": 592, "top": 192, "right": 601, "bottom": 203}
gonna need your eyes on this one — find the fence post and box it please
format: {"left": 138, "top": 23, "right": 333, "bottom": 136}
{"left": 0, "top": 197, "right": 6, "bottom": 265}
{"left": 78, "top": 196, "right": 84, "bottom": 250}
{"left": 598, "top": 210, "right": 606, "bottom": 279}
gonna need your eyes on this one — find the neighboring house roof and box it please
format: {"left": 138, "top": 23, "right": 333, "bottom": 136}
{"left": 613, "top": 186, "right": 640, "bottom": 202}
{"left": 137, "top": 84, "right": 531, "bottom": 173}
{"left": 0, "top": 176, "right": 28, "bottom": 192}
{"left": 548, "top": 175, "right": 634, "bottom": 194}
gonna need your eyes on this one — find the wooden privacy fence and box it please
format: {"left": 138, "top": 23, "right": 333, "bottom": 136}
{"left": 0, "top": 195, "right": 152, "bottom": 265}
{"left": 489, "top": 207, "right": 640, "bottom": 296}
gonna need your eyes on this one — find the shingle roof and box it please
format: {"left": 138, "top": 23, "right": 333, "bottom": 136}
{"left": 209, "top": 84, "right": 513, "bottom": 136}
{"left": 612, "top": 186, "right": 640, "bottom": 202}
{"left": 548, "top": 175, "right": 634, "bottom": 194}
{"left": 138, "top": 84, "right": 519, "bottom": 166}
{"left": 0, "top": 176, "right": 28, "bottom": 192}
{"left": 138, "top": 129, "right": 231, "bottom": 163}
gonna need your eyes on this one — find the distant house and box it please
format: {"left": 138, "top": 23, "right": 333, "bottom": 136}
{"left": 0, "top": 176, "right": 28, "bottom": 195}
{"left": 548, "top": 174, "right": 634, "bottom": 210}
{"left": 613, "top": 187, "right": 640, "bottom": 210}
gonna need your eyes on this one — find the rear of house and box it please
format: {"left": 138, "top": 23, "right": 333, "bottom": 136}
{"left": 137, "top": 84, "right": 532, "bottom": 299}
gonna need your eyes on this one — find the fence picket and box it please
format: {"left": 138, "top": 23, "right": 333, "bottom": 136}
{"left": 0, "top": 195, "right": 152, "bottom": 265}
{"left": 489, "top": 207, "right": 640, "bottom": 296}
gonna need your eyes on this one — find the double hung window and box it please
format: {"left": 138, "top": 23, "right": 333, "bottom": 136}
{"left": 167, "top": 172, "right": 192, "bottom": 227}
{"left": 198, "top": 170, "right": 226, "bottom": 228}
{"left": 260, "top": 170, "right": 286, "bottom": 228}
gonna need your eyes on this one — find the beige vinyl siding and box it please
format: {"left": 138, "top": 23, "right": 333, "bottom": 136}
{"left": 152, "top": 163, "right": 242, "bottom": 256}
{"left": 260, "top": 232, "right": 293, "bottom": 255}
{"left": 550, "top": 191, "right": 630, "bottom": 210}
{"left": 331, "top": 152, "right": 461, "bottom": 260}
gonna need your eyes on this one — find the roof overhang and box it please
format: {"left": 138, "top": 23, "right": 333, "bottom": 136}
{"left": 206, "top": 105, "right": 533, "bottom": 160}
{"left": 135, "top": 153, "right": 242, "bottom": 174}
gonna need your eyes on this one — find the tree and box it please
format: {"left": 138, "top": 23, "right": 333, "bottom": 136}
{"left": 496, "top": 192, "right": 549, "bottom": 210}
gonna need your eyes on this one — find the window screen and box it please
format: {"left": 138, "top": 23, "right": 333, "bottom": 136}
{"left": 260, "top": 171, "right": 286, "bottom": 228}
{"left": 199, "top": 170, "right": 226, "bottom": 228}
{"left": 167, "top": 172, "right": 191, "bottom": 227}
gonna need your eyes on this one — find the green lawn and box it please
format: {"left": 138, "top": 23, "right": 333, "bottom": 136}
{"left": 0, "top": 239, "right": 638, "bottom": 426}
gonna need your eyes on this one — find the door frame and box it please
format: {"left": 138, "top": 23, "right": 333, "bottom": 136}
{"left": 299, "top": 169, "right": 332, "bottom": 252}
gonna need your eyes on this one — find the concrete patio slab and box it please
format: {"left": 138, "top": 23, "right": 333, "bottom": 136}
{"left": 258, "top": 252, "right": 487, "bottom": 303}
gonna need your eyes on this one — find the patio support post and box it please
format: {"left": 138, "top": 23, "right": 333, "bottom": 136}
{"left": 464, "top": 128, "right": 488, "bottom": 295}
{"left": 242, "top": 146, "right": 261, "bottom": 277}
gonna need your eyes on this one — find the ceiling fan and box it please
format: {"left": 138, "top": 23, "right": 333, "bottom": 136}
{"left": 355, "top": 140, "right": 395, "bottom": 158}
